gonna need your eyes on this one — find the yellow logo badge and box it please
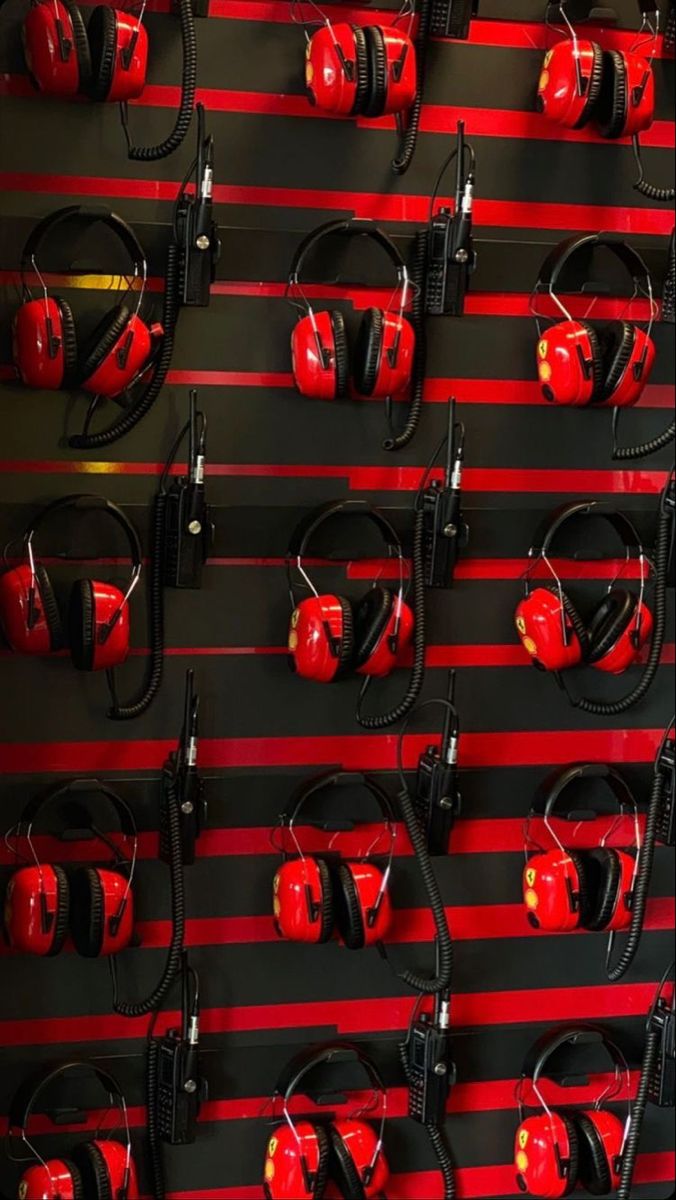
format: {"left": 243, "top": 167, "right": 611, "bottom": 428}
{"left": 291, "top": 608, "right": 300, "bottom": 628}
{"left": 538, "top": 70, "right": 549, "bottom": 92}
{"left": 265, "top": 1159, "right": 276, "bottom": 1183}
{"left": 288, "top": 630, "right": 298, "bottom": 652}
{"left": 538, "top": 362, "right": 552, "bottom": 384}
{"left": 523, "top": 636, "right": 538, "bottom": 657}
{"left": 544, "top": 50, "right": 553, "bottom": 67}
{"left": 526, "top": 868, "right": 537, "bottom": 888}
{"left": 525, "top": 889, "right": 539, "bottom": 910}
{"left": 516, "top": 616, "right": 527, "bottom": 636}
{"left": 19, "top": 1185, "right": 29, "bottom": 1200}
{"left": 268, "top": 1137, "right": 279, "bottom": 1157}
{"left": 519, "top": 1130, "right": 530, "bottom": 1150}
{"left": 516, "top": 1150, "right": 529, "bottom": 1172}
{"left": 538, "top": 339, "right": 548, "bottom": 360}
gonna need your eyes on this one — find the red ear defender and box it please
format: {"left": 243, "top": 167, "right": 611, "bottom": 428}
{"left": 305, "top": 23, "right": 416, "bottom": 117}
{"left": 288, "top": 595, "right": 352, "bottom": 683}
{"left": 264, "top": 1122, "right": 328, "bottom": 1200}
{"left": 12, "top": 298, "right": 71, "bottom": 390}
{"left": 22, "top": 0, "right": 85, "bottom": 97}
{"left": 537, "top": 40, "right": 603, "bottom": 128}
{"left": 575, "top": 1109, "right": 624, "bottom": 1192}
{"left": 80, "top": 310, "right": 158, "bottom": 398}
{"left": 522, "top": 851, "right": 586, "bottom": 933}
{"left": 515, "top": 588, "right": 586, "bottom": 672}
{"left": 614, "top": 50, "right": 655, "bottom": 137}
{"left": 291, "top": 311, "right": 346, "bottom": 401}
{"left": 89, "top": 7, "right": 149, "bottom": 103}
{"left": 331, "top": 1120, "right": 390, "bottom": 1196}
{"left": 536, "top": 324, "right": 598, "bottom": 407}
{"left": 4, "top": 865, "right": 69, "bottom": 957}
{"left": 18, "top": 1160, "right": 82, "bottom": 1199}
{"left": 514, "top": 1113, "right": 577, "bottom": 1199}
{"left": 273, "top": 858, "right": 332, "bottom": 944}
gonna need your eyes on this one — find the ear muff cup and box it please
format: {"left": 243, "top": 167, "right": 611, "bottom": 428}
{"left": 599, "top": 321, "right": 636, "bottom": 401}
{"left": 60, "top": 0, "right": 93, "bottom": 93}
{"left": 87, "top": 5, "right": 118, "bottom": 102}
{"left": 559, "top": 1113, "right": 581, "bottom": 1195}
{"left": 596, "top": 49, "right": 628, "bottom": 138}
{"left": 587, "top": 588, "right": 638, "bottom": 664}
{"left": 51, "top": 1158, "right": 85, "bottom": 1200}
{"left": 49, "top": 864, "right": 71, "bottom": 957}
{"left": 558, "top": 590, "right": 591, "bottom": 660}
{"left": 334, "top": 595, "right": 355, "bottom": 676}
{"left": 328, "top": 1123, "right": 367, "bottom": 1200}
{"left": 71, "top": 1141, "right": 113, "bottom": 1200}
{"left": 575, "top": 40, "right": 604, "bottom": 128}
{"left": 583, "top": 847, "right": 622, "bottom": 932}
{"left": 353, "top": 307, "right": 384, "bottom": 396}
{"left": 352, "top": 586, "right": 394, "bottom": 669}
{"left": 331, "top": 311, "right": 349, "bottom": 400}
{"left": 574, "top": 1112, "right": 613, "bottom": 1196}
{"left": 68, "top": 578, "right": 95, "bottom": 671}
{"left": 335, "top": 862, "right": 366, "bottom": 949}
{"left": 312, "top": 1123, "right": 331, "bottom": 1200}
{"left": 351, "top": 24, "right": 370, "bottom": 116}
{"left": 316, "top": 857, "right": 336, "bottom": 943}
{"left": 567, "top": 850, "right": 592, "bottom": 927}
{"left": 78, "top": 303, "right": 131, "bottom": 386}
{"left": 56, "top": 297, "right": 79, "bottom": 387}
{"left": 34, "top": 564, "right": 66, "bottom": 652}
{"left": 69, "top": 867, "right": 105, "bottom": 957}
{"left": 578, "top": 321, "right": 605, "bottom": 403}
{"left": 363, "top": 25, "right": 388, "bottom": 117}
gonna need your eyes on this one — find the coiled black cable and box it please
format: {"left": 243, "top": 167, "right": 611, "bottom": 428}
{"left": 611, "top": 421, "right": 675, "bottom": 461}
{"left": 108, "top": 491, "right": 167, "bottom": 720}
{"left": 69, "top": 243, "right": 180, "bottom": 449}
{"left": 398, "top": 1042, "right": 455, "bottom": 1200}
{"left": 392, "top": 0, "right": 431, "bottom": 175}
{"left": 112, "top": 769, "right": 185, "bottom": 1017}
{"left": 395, "top": 779, "right": 453, "bottom": 993}
{"left": 356, "top": 505, "right": 426, "bottom": 728}
{"left": 384, "top": 231, "right": 427, "bottom": 452}
{"left": 146, "top": 1037, "right": 166, "bottom": 1200}
{"left": 123, "top": 0, "right": 197, "bottom": 162}
{"left": 632, "top": 135, "right": 676, "bottom": 202}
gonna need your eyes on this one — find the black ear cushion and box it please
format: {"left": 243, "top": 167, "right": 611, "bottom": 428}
{"left": 363, "top": 25, "right": 388, "bottom": 118}
{"left": 574, "top": 1112, "right": 613, "bottom": 1196}
{"left": 352, "top": 586, "right": 394, "bottom": 669}
{"left": 312, "top": 1123, "right": 331, "bottom": 1200}
{"left": 34, "top": 564, "right": 66, "bottom": 652}
{"left": 587, "top": 588, "right": 637, "bottom": 664}
{"left": 68, "top": 578, "right": 95, "bottom": 672}
{"left": 60, "top": 0, "right": 92, "bottom": 93}
{"left": 78, "top": 304, "right": 131, "bottom": 386}
{"left": 328, "top": 1122, "right": 367, "bottom": 1200}
{"left": 596, "top": 49, "right": 628, "bottom": 138}
{"left": 350, "top": 25, "right": 370, "bottom": 116}
{"left": 331, "top": 311, "right": 349, "bottom": 400}
{"left": 574, "top": 40, "right": 604, "bottom": 128}
{"left": 315, "top": 858, "right": 336, "bottom": 943}
{"left": 567, "top": 851, "right": 592, "bottom": 927}
{"left": 584, "top": 847, "right": 622, "bottom": 932}
{"left": 55, "top": 297, "right": 79, "bottom": 387}
{"left": 353, "top": 307, "right": 384, "bottom": 397}
{"left": 69, "top": 867, "right": 105, "bottom": 957}
{"left": 599, "top": 321, "right": 636, "bottom": 402}
{"left": 335, "top": 595, "right": 355, "bottom": 677}
{"left": 579, "top": 321, "right": 605, "bottom": 403}
{"left": 55, "top": 1158, "right": 85, "bottom": 1200}
{"left": 87, "top": 4, "right": 118, "bottom": 101}
{"left": 48, "top": 864, "right": 71, "bottom": 957}
{"left": 558, "top": 590, "right": 591, "bottom": 660}
{"left": 71, "top": 1141, "right": 113, "bottom": 1200}
{"left": 335, "top": 862, "right": 366, "bottom": 950}
{"left": 560, "top": 1114, "right": 581, "bottom": 1195}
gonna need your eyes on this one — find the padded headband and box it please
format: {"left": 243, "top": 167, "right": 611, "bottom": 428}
{"left": 22, "top": 205, "right": 146, "bottom": 275}
{"left": 9, "top": 1061, "right": 126, "bottom": 1134}
{"left": 530, "top": 763, "right": 637, "bottom": 820}
{"left": 289, "top": 219, "right": 406, "bottom": 286}
{"left": 536, "top": 233, "right": 653, "bottom": 298}
{"left": 18, "top": 778, "right": 137, "bottom": 839}
{"left": 26, "top": 494, "right": 143, "bottom": 569}
{"left": 531, "top": 501, "right": 644, "bottom": 558}
{"left": 522, "top": 1024, "right": 628, "bottom": 1092}
{"left": 287, "top": 500, "right": 402, "bottom": 561}
{"left": 275, "top": 1042, "right": 386, "bottom": 1105}
{"left": 286, "top": 771, "right": 396, "bottom": 827}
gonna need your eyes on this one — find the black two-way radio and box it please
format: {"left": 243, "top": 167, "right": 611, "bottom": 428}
{"left": 425, "top": 121, "right": 476, "bottom": 317}
{"left": 414, "top": 672, "right": 461, "bottom": 855}
{"left": 161, "top": 670, "right": 206, "bottom": 867}
{"left": 155, "top": 958, "right": 205, "bottom": 1145}
{"left": 656, "top": 725, "right": 675, "bottom": 847}
{"left": 422, "top": 397, "right": 468, "bottom": 588}
{"left": 403, "top": 990, "right": 455, "bottom": 1125}
{"left": 648, "top": 978, "right": 675, "bottom": 1108}
{"left": 175, "top": 104, "right": 219, "bottom": 308}
{"left": 429, "top": 0, "right": 478, "bottom": 39}
{"left": 163, "top": 389, "right": 212, "bottom": 590}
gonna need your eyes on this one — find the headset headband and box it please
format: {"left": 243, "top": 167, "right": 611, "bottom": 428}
{"left": 25, "top": 494, "right": 143, "bottom": 569}
{"left": 530, "top": 501, "right": 644, "bottom": 559}
{"left": 286, "top": 771, "right": 396, "bottom": 827}
{"left": 289, "top": 219, "right": 407, "bottom": 289}
{"left": 522, "top": 1024, "right": 628, "bottom": 1096}
{"left": 9, "top": 1061, "right": 127, "bottom": 1135}
{"left": 22, "top": 206, "right": 146, "bottom": 280}
{"left": 536, "top": 234, "right": 653, "bottom": 298}
{"left": 288, "top": 500, "right": 402, "bottom": 562}
{"left": 530, "top": 763, "right": 637, "bottom": 820}
{"left": 275, "top": 1042, "right": 386, "bottom": 1105}
{"left": 17, "top": 778, "right": 137, "bottom": 840}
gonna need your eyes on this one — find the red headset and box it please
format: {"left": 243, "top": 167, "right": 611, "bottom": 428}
{"left": 8, "top": 1061, "right": 138, "bottom": 1199}
{"left": 273, "top": 771, "right": 395, "bottom": 949}
{"left": 523, "top": 764, "right": 640, "bottom": 936}
{"left": 515, "top": 1025, "right": 631, "bottom": 1198}
{"left": 3, "top": 779, "right": 137, "bottom": 958}
{"left": 304, "top": 16, "right": 416, "bottom": 118}
{"left": 286, "top": 500, "right": 414, "bottom": 684}
{"left": 22, "top": 0, "right": 148, "bottom": 101}
{"left": 536, "top": 4, "right": 656, "bottom": 138}
{"left": 515, "top": 502, "right": 654, "bottom": 676}
{"left": 264, "top": 1043, "right": 389, "bottom": 1200}
{"left": 288, "top": 219, "right": 415, "bottom": 403}
{"left": 13, "top": 206, "right": 162, "bottom": 398}
{"left": 0, "top": 493, "right": 142, "bottom": 673}
{"left": 533, "top": 234, "right": 656, "bottom": 408}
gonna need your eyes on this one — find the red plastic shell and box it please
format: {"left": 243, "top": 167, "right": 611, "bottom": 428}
{"left": 288, "top": 595, "right": 347, "bottom": 682}
{"left": 592, "top": 598, "right": 653, "bottom": 675}
{"left": 291, "top": 311, "right": 341, "bottom": 401}
{"left": 333, "top": 1121, "right": 389, "bottom": 1197}
{"left": 515, "top": 588, "right": 585, "bottom": 672}
{"left": 523, "top": 851, "right": 584, "bottom": 933}
{"left": 86, "top": 581, "right": 130, "bottom": 672}
{"left": 355, "top": 594, "right": 415, "bottom": 678}
{"left": 13, "top": 298, "right": 67, "bottom": 391}
{"left": 577, "top": 1110, "right": 624, "bottom": 1189}
{"left": 607, "top": 51, "right": 655, "bottom": 139}
{"left": 514, "top": 1113, "right": 573, "bottom": 1199}
{"left": 537, "top": 40, "right": 599, "bottom": 128}
{"left": 18, "top": 1160, "right": 78, "bottom": 1199}
{"left": 603, "top": 327, "right": 656, "bottom": 408}
{"left": 603, "top": 850, "right": 636, "bottom": 932}
{"left": 536, "top": 322, "right": 596, "bottom": 406}
{"left": 306, "top": 24, "right": 359, "bottom": 114}
{"left": 273, "top": 858, "right": 327, "bottom": 943}
{"left": 91, "top": 1139, "right": 139, "bottom": 1198}
{"left": 105, "top": 13, "right": 148, "bottom": 103}
{"left": 95, "top": 868, "right": 135, "bottom": 955}
{"left": 380, "top": 28, "right": 417, "bottom": 116}
{"left": 264, "top": 1122, "right": 323, "bottom": 1200}
{"left": 357, "top": 313, "right": 415, "bottom": 399}
{"left": 340, "top": 863, "right": 392, "bottom": 946}
{"left": 0, "top": 564, "right": 57, "bottom": 656}
{"left": 23, "top": 1, "right": 81, "bottom": 97}
{"left": 4, "top": 865, "right": 63, "bottom": 956}
{"left": 82, "top": 313, "right": 155, "bottom": 398}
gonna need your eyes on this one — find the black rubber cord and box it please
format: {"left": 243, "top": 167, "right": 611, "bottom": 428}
{"left": 383, "top": 230, "right": 427, "bottom": 453}
{"left": 395, "top": 780, "right": 453, "bottom": 994}
{"left": 69, "top": 243, "right": 180, "bottom": 449}
{"left": 617, "top": 1023, "right": 661, "bottom": 1200}
{"left": 124, "top": 0, "right": 197, "bottom": 161}
{"left": 611, "top": 407, "right": 675, "bottom": 461}
{"left": 146, "top": 1038, "right": 166, "bottom": 1200}
{"left": 113, "top": 770, "right": 185, "bottom": 1017}
{"left": 632, "top": 135, "right": 676, "bottom": 203}
{"left": 392, "top": 0, "right": 431, "bottom": 175}
{"left": 356, "top": 505, "right": 426, "bottom": 728}
{"left": 607, "top": 764, "right": 667, "bottom": 981}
